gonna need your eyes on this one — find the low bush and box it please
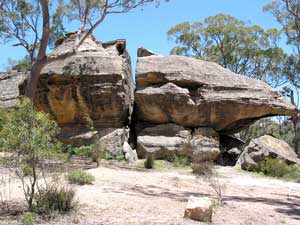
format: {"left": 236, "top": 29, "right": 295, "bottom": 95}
{"left": 103, "top": 151, "right": 125, "bottom": 161}
{"left": 257, "top": 157, "right": 300, "bottom": 181}
{"left": 172, "top": 155, "right": 191, "bottom": 167}
{"left": 21, "top": 212, "right": 36, "bottom": 225}
{"left": 66, "top": 169, "right": 95, "bottom": 185}
{"left": 144, "top": 155, "right": 155, "bottom": 169}
{"left": 258, "top": 158, "right": 289, "bottom": 177}
{"left": 34, "top": 184, "right": 76, "bottom": 214}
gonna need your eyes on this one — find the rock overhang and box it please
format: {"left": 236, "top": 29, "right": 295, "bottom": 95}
{"left": 135, "top": 53, "right": 297, "bottom": 134}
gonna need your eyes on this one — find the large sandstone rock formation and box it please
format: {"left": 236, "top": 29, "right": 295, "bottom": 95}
{"left": 1, "top": 43, "right": 298, "bottom": 163}
{"left": 34, "top": 33, "right": 135, "bottom": 157}
{"left": 0, "top": 72, "right": 28, "bottom": 108}
{"left": 135, "top": 54, "right": 296, "bottom": 134}
{"left": 135, "top": 51, "right": 297, "bottom": 160}
{"left": 0, "top": 33, "right": 135, "bottom": 158}
{"left": 36, "top": 33, "right": 134, "bottom": 129}
{"left": 236, "top": 135, "right": 300, "bottom": 170}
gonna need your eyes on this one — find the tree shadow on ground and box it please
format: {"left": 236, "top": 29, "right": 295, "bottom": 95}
{"left": 224, "top": 194, "right": 300, "bottom": 220}
{"left": 101, "top": 182, "right": 210, "bottom": 202}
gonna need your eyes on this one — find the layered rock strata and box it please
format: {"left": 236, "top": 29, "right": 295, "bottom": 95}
{"left": 135, "top": 50, "right": 297, "bottom": 160}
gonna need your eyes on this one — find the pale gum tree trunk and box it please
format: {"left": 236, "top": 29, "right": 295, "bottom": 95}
{"left": 24, "top": 61, "right": 46, "bottom": 100}
{"left": 24, "top": 0, "right": 50, "bottom": 101}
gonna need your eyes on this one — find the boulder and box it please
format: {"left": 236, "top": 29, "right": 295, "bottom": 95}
{"left": 34, "top": 33, "right": 134, "bottom": 129}
{"left": 136, "top": 123, "right": 191, "bottom": 159}
{"left": 184, "top": 196, "right": 213, "bottom": 222}
{"left": 0, "top": 72, "right": 28, "bottom": 108}
{"left": 123, "top": 141, "right": 138, "bottom": 163}
{"left": 135, "top": 54, "right": 296, "bottom": 134}
{"left": 99, "top": 128, "right": 130, "bottom": 156}
{"left": 191, "top": 128, "right": 220, "bottom": 163}
{"left": 236, "top": 135, "right": 300, "bottom": 170}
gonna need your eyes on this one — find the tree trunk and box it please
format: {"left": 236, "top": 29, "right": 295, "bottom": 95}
{"left": 290, "top": 90, "right": 300, "bottom": 156}
{"left": 293, "top": 115, "right": 300, "bottom": 156}
{"left": 24, "top": 61, "right": 46, "bottom": 100}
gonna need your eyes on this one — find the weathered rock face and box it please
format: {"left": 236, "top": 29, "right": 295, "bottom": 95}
{"left": 30, "top": 34, "right": 135, "bottom": 159}
{"left": 135, "top": 55, "right": 296, "bottom": 134}
{"left": 35, "top": 33, "right": 134, "bottom": 129}
{"left": 191, "top": 128, "right": 220, "bottom": 163}
{"left": 236, "top": 135, "right": 300, "bottom": 170}
{"left": 136, "top": 123, "right": 191, "bottom": 159}
{"left": 0, "top": 72, "right": 28, "bottom": 108}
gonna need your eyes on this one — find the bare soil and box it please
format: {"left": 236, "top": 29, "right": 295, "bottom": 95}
{"left": 0, "top": 159, "right": 299, "bottom": 225}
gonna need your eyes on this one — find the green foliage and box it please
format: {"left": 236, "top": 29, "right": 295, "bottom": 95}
{"left": 172, "top": 155, "right": 191, "bottom": 167}
{"left": 256, "top": 158, "right": 300, "bottom": 181}
{"left": 65, "top": 144, "right": 124, "bottom": 163}
{"left": 103, "top": 151, "right": 125, "bottom": 161}
{"left": 66, "top": 169, "right": 95, "bottom": 185}
{"left": 0, "top": 98, "right": 62, "bottom": 210}
{"left": 21, "top": 212, "right": 36, "bottom": 225}
{"left": 0, "top": 0, "right": 169, "bottom": 62}
{"left": 65, "top": 144, "right": 95, "bottom": 156}
{"left": 144, "top": 155, "right": 155, "bottom": 169}
{"left": 34, "top": 183, "right": 77, "bottom": 214}
{"left": 12, "top": 58, "right": 32, "bottom": 72}
{"left": 264, "top": 0, "right": 300, "bottom": 52}
{"left": 246, "top": 118, "right": 293, "bottom": 144}
{"left": 167, "top": 13, "right": 287, "bottom": 87}
{"left": 258, "top": 158, "right": 290, "bottom": 177}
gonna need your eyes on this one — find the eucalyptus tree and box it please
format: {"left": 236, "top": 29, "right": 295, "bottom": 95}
{"left": 0, "top": 0, "right": 168, "bottom": 99}
{"left": 264, "top": 0, "right": 300, "bottom": 154}
{"left": 167, "top": 14, "right": 287, "bottom": 87}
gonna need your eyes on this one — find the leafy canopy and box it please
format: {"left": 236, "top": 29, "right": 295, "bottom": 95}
{"left": 0, "top": 0, "right": 168, "bottom": 62}
{"left": 0, "top": 98, "right": 61, "bottom": 210}
{"left": 167, "top": 13, "right": 287, "bottom": 87}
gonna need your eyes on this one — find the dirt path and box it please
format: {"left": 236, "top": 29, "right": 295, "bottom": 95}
{"left": 1, "top": 161, "right": 300, "bottom": 225}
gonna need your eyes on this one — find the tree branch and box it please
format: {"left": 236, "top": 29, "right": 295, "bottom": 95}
{"left": 37, "top": 0, "right": 50, "bottom": 61}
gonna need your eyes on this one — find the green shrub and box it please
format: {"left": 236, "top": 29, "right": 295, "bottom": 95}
{"left": 34, "top": 184, "right": 76, "bottom": 214}
{"left": 21, "top": 212, "right": 36, "bottom": 225}
{"left": 256, "top": 158, "right": 300, "bottom": 181}
{"left": 0, "top": 98, "right": 61, "bottom": 210}
{"left": 284, "top": 164, "right": 300, "bottom": 182}
{"left": 258, "top": 158, "right": 289, "bottom": 177}
{"left": 65, "top": 144, "right": 106, "bottom": 166}
{"left": 66, "top": 169, "right": 95, "bottom": 185}
{"left": 144, "top": 155, "right": 155, "bottom": 169}
{"left": 104, "top": 151, "right": 125, "bottom": 161}
{"left": 172, "top": 155, "right": 191, "bottom": 167}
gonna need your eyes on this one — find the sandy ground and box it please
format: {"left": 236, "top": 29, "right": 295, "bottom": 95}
{"left": 0, "top": 160, "right": 300, "bottom": 225}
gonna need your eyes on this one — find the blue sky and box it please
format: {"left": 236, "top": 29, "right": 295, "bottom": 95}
{"left": 0, "top": 0, "right": 279, "bottom": 72}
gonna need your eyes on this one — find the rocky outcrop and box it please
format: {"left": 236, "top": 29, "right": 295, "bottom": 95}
{"left": 1, "top": 42, "right": 298, "bottom": 164}
{"left": 236, "top": 135, "right": 300, "bottom": 170}
{"left": 135, "top": 53, "right": 296, "bottom": 162}
{"left": 136, "top": 124, "right": 220, "bottom": 162}
{"left": 191, "top": 128, "right": 220, "bottom": 163}
{"left": 31, "top": 33, "right": 135, "bottom": 158}
{"left": 135, "top": 55, "right": 296, "bottom": 134}
{"left": 35, "top": 33, "right": 134, "bottom": 129}
{"left": 136, "top": 123, "right": 191, "bottom": 159}
{"left": 0, "top": 72, "right": 28, "bottom": 108}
